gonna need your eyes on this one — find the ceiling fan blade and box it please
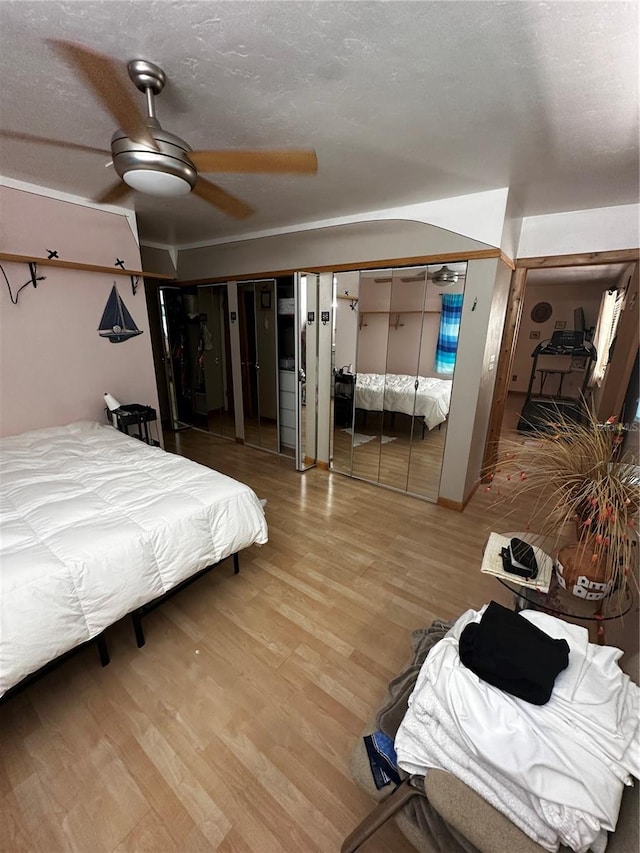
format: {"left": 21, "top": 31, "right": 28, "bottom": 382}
{"left": 190, "top": 149, "right": 318, "bottom": 174}
{"left": 48, "top": 40, "right": 159, "bottom": 151}
{"left": 0, "top": 129, "right": 109, "bottom": 157}
{"left": 94, "top": 181, "right": 131, "bottom": 205}
{"left": 192, "top": 178, "right": 254, "bottom": 219}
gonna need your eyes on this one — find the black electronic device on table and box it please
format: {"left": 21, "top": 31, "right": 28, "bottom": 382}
{"left": 500, "top": 538, "right": 539, "bottom": 580}
{"left": 548, "top": 329, "right": 585, "bottom": 352}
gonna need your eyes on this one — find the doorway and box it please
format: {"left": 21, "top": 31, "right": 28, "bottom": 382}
{"left": 483, "top": 253, "right": 639, "bottom": 476}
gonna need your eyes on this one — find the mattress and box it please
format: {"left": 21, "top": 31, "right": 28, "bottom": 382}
{"left": 0, "top": 421, "right": 268, "bottom": 696}
{"left": 355, "top": 373, "right": 452, "bottom": 431}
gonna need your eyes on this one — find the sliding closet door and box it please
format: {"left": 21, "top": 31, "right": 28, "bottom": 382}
{"left": 295, "top": 272, "right": 319, "bottom": 470}
{"left": 378, "top": 268, "right": 428, "bottom": 492}
{"left": 238, "top": 279, "right": 279, "bottom": 452}
{"left": 351, "top": 272, "right": 392, "bottom": 483}
{"left": 197, "top": 286, "right": 234, "bottom": 439}
{"left": 158, "top": 287, "right": 199, "bottom": 429}
{"left": 406, "top": 263, "right": 467, "bottom": 500}
{"left": 331, "top": 261, "right": 466, "bottom": 503}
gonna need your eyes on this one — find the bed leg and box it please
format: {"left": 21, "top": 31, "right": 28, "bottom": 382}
{"left": 96, "top": 633, "right": 110, "bottom": 667}
{"left": 132, "top": 611, "right": 146, "bottom": 648}
{"left": 233, "top": 552, "right": 240, "bottom": 575}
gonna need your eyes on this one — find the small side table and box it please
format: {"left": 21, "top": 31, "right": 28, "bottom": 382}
{"left": 110, "top": 404, "right": 158, "bottom": 446}
{"left": 492, "top": 532, "right": 633, "bottom": 645}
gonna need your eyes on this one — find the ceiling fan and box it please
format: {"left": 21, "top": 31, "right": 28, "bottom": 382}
{"left": 3, "top": 41, "right": 318, "bottom": 219}
{"left": 428, "top": 265, "right": 466, "bottom": 283}
{"left": 372, "top": 265, "right": 467, "bottom": 284}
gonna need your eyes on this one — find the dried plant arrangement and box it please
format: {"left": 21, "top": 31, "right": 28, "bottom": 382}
{"left": 487, "top": 408, "right": 639, "bottom": 600}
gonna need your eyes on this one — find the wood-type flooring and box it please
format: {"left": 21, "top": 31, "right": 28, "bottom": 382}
{"left": 1, "top": 425, "right": 637, "bottom": 852}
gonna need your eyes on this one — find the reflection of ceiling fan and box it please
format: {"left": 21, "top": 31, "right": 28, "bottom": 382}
{"left": 3, "top": 41, "right": 318, "bottom": 219}
{"left": 372, "top": 265, "right": 467, "bottom": 284}
{"left": 428, "top": 265, "right": 466, "bottom": 284}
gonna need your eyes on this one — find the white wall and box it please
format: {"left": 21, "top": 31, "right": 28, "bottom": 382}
{"left": 177, "top": 218, "right": 493, "bottom": 281}
{"left": 178, "top": 188, "right": 510, "bottom": 254}
{"left": 517, "top": 204, "right": 640, "bottom": 257}
{"left": 439, "top": 258, "right": 511, "bottom": 504}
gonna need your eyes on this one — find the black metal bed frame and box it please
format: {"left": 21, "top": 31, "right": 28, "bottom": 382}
{"left": 1, "top": 552, "right": 240, "bottom": 702}
{"left": 131, "top": 552, "right": 239, "bottom": 647}
{"left": 0, "top": 633, "right": 110, "bottom": 703}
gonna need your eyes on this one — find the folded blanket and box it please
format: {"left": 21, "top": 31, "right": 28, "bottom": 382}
{"left": 395, "top": 606, "right": 640, "bottom": 853}
{"left": 459, "top": 600, "right": 570, "bottom": 704}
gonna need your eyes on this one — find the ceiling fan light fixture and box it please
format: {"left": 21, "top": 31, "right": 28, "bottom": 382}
{"left": 123, "top": 169, "right": 193, "bottom": 197}
{"left": 432, "top": 265, "right": 459, "bottom": 284}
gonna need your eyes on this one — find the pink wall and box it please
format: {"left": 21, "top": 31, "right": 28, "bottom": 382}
{"left": 0, "top": 186, "right": 161, "bottom": 438}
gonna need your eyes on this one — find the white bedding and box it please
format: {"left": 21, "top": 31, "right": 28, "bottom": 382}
{"left": 0, "top": 421, "right": 268, "bottom": 697}
{"left": 354, "top": 373, "right": 452, "bottom": 431}
{"left": 395, "top": 607, "right": 640, "bottom": 853}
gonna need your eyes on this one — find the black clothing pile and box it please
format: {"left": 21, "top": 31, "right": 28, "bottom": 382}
{"left": 459, "top": 601, "right": 570, "bottom": 705}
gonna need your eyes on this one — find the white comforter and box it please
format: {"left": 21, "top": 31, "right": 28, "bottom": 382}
{"left": 395, "top": 607, "right": 640, "bottom": 853}
{"left": 354, "top": 373, "right": 451, "bottom": 431}
{"left": 0, "top": 421, "right": 268, "bottom": 696}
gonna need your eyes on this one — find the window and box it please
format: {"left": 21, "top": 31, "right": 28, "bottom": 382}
{"left": 590, "top": 289, "right": 624, "bottom": 387}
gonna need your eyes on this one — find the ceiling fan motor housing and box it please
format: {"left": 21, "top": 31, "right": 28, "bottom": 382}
{"left": 111, "top": 120, "right": 198, "bottom": 195}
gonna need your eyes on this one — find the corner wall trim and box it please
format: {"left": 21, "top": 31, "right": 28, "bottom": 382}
{"left": 437, "top": 481, "right": 479, "bottom": 513}
{"left": 517, "top": 249, "right": 639, "bottom": 269}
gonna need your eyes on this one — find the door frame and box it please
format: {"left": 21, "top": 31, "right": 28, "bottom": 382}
{"left": 481, "top": 248, "right": 640, "bottom": 481}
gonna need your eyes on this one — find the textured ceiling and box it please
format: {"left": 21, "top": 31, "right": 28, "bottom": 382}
{"left": 0, "top": 1, "right": 638, "bottom": 247}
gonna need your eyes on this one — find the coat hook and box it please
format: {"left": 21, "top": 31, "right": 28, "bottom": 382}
{"left": 471, "top": 298, "right": 478, "bottom": 311}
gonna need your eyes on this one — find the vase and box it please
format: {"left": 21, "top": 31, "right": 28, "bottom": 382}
{"left": 555, "top": 542, "right": 613, "bottom": 601}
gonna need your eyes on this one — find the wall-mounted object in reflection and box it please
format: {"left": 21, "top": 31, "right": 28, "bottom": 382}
{"left": 530, "top": 330, "right": 541, "bottom": 340}
{"left": 260, "top": 289, "right": 272, "bottom": 310}
{"left": 434, "top": 293, "right": 463, "bottom": 374}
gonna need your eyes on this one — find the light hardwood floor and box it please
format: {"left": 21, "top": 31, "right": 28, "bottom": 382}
{"left": 1, "top": 428, "right": 637, "bottom": 852}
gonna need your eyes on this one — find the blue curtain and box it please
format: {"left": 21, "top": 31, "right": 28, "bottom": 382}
{"left": 434, "top": 292, "right": 463, "bottom": 374}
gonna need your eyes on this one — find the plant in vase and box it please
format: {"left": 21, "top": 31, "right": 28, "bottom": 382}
{"left": 488, "top": 409, "right": 639, "bottom": 604}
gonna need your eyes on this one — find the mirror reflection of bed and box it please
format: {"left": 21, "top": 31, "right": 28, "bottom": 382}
{"left": 331, "top": 263, "right": 466, "bottom": 503}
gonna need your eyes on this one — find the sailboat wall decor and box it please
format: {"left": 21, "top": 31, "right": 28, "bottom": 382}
{"left": 98, "top": 285, "right": 143, "bottom": 343}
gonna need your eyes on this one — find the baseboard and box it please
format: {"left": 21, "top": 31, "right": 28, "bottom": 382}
{"left": 316, "top": 460, "right": 329, "bottom": 471}
{"left": 437, "top": 481, "right": 479, "bottom": 512}
{"left": 235, "top": 437, "right": 245, "bottom": 445}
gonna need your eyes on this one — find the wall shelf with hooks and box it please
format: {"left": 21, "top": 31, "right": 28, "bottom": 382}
{"left": 0, "top": 252, "right": 175, "bottom": 281}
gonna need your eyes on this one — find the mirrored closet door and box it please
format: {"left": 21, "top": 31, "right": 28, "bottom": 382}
{"left": 196, "top": 285, "right": 235, "bottom": 439}
{"left": 295, "top": 272, "right": 319, "bottom": 470}
{"left": 237, "top": 279, "right": 279, "bottom": 452}
{"left": 331, "top": 262, "right": 467, "bottom": 502}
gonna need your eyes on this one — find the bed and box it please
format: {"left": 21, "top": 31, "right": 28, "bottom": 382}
{"left": 354, "top": 373, "right": 452, "bottom": 431}
{"left": 0, "top": 421, "right": 268, "bottom": 698}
